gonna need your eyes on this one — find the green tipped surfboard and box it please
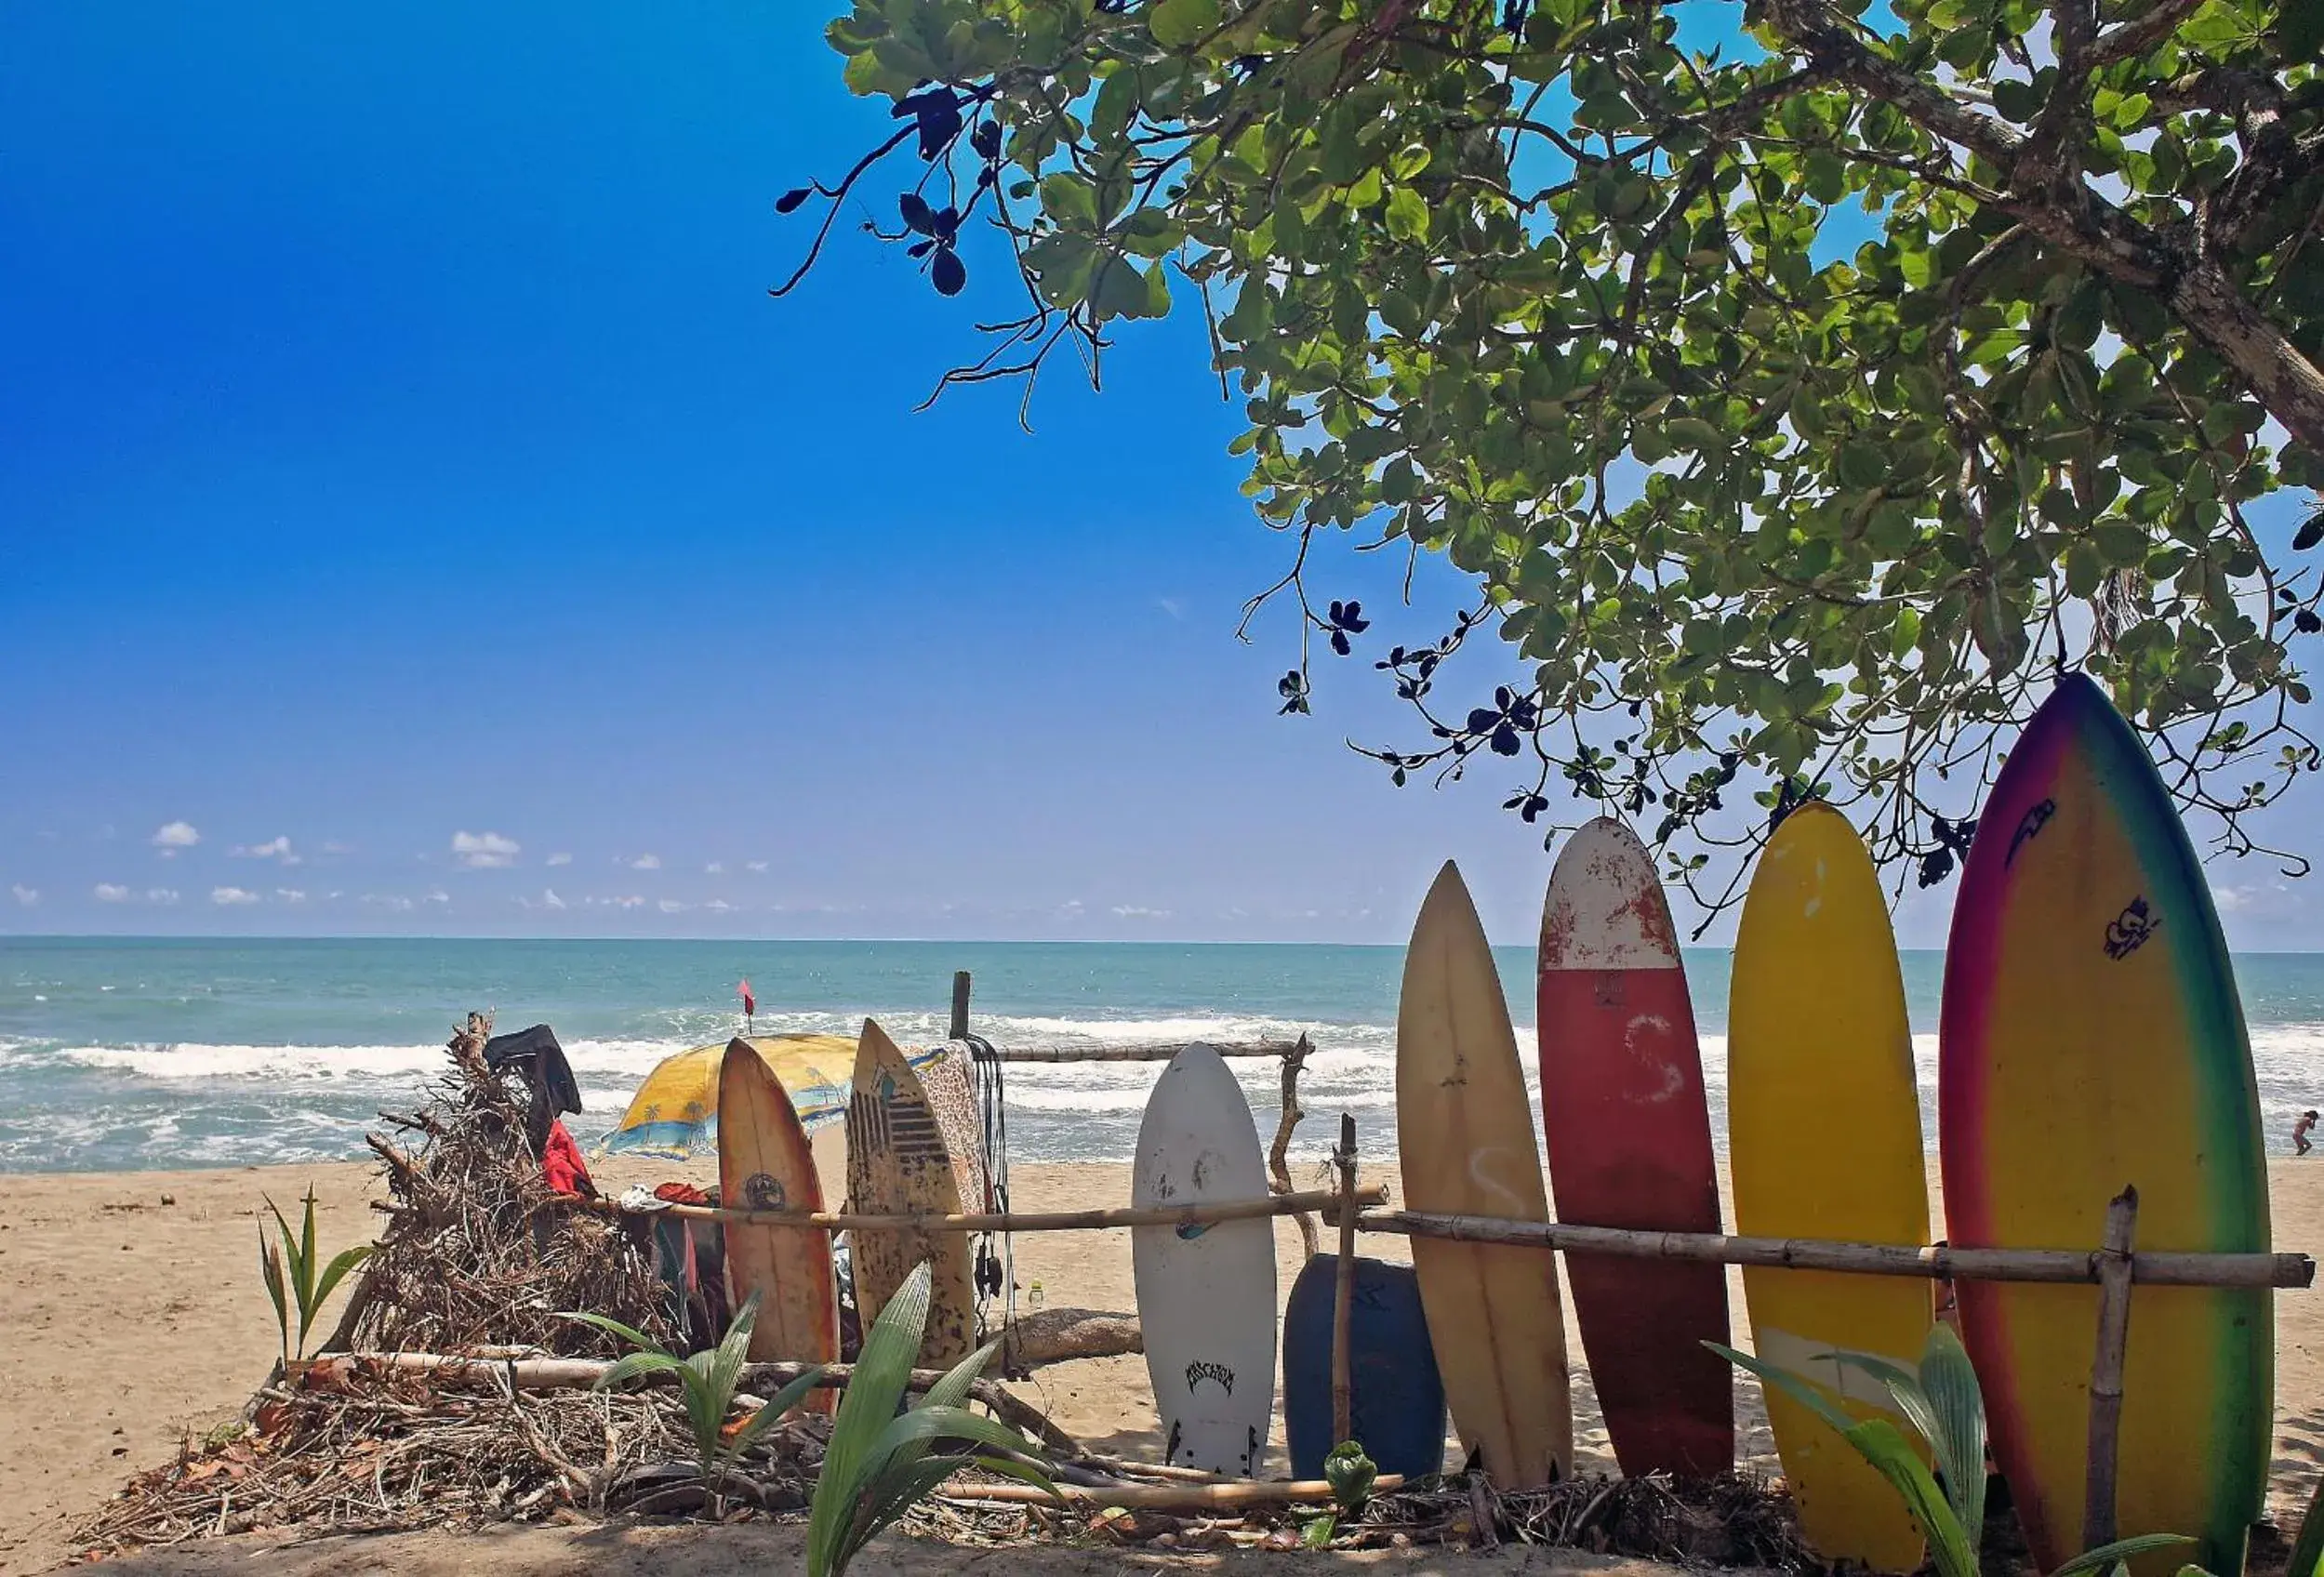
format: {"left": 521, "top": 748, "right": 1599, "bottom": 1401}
{"left": 1942, "top": 675, "right": 2270, "bottom": 1575}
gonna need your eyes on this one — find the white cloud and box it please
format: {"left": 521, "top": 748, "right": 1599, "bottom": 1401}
{"left": 628, "top": 854, "right": 662, "bottom": 871}
{"left": 151, "top": 820, "right": 200, "bottom": 855}
{"left": 232, "top": 835, "right": 299, "bottom": 865}
{"left": 703, "top": 898, "right": 736, "bottom": 913}
{"left": 589, "top": 894, "right": 645, "bottom": 910}
{"left": 1157, "top": 596, "right": 1186, "bottom": 620}
{"left": 546, "top": 852, "right": 573, "bottom": 868}
{"left": 276, "top": 888, "right": 307, "bottom": 903}
{"left": 426, "top": 888, "right": 450, "bottom": 905}
{"left": 1111, "top": 905, "right": 1171, "bottom": 919}
{"left": 541, "top": 888, "right": 567, "bottom": 911}
{"left": 94, "top": 883, "right": 131, "bottom": 903}
{"left": 211, "top": 886, "right": 260, "bottom": 907}
{"left": 11, "top": 884, "right": 38, "bottom": 907}
{"left": 321, "top": 841, "right": 354, "bottom": 855}
{"left": 745, "top": 860, "right": 769, "bottom": 874}
{"left": 704, "top": 862, "right": 724, "bottom": 875}
{"left": 147, "top": 887, "right": 179, "bottom": 905}
{"left": 658, "top": 898, "right": 689, "bottom": 914}
{"left": 364, "top": 893, "right": 416, "bottom": 912}
{"left": 451, "top": 830, "right": 521, "bottom": 869}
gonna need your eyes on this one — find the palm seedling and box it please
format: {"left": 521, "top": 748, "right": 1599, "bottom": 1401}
{"left": 807, "top": 1260, "right": 1058, "bottom": 1577}
{"left": 2286, "top": 1472, "right": 2324, "bottom": 1577}
{"left": 565, "top": 1291, "right": 826, "bottom": 1513}
{"left": 1710, "top": 1324, "right": 2197, "bottom": 1577}
{"left": 257, "top": 1186, "right": 374, "bottom": 1371}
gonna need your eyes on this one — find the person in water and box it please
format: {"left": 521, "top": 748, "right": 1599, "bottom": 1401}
{"left": 2296, "top": 1109, "right": 2319, "bottom": 1158}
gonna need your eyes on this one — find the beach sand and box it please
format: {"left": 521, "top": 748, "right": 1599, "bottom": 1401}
{"left": 1, "top": 1155, "right": 2317, "bottom": 1573}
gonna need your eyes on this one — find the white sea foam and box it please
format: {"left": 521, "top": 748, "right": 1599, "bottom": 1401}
{"left": 11, "top": 1013, "right": 2317, "bottom": 1170}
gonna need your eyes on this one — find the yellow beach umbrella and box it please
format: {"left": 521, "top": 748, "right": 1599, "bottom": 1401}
{"left": 601, "top": 1034, "right": 859, "bottom": 1159}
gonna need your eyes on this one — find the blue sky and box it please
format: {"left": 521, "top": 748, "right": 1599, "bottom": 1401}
{"left": 2, "top": 5, "right": 2318, "bottom": 949}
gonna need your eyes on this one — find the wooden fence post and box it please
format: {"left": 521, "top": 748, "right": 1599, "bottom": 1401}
{"left": 1332, "top": 1113, "right": 1358, "bottom": 1446}
{"left": 2082, "top": 1185, "right": 2141, "bottom": 1549}
{"left": 950, "top": 972, "right": 973, "bottom": 1040}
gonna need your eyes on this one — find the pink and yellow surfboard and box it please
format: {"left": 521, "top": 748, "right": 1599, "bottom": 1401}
{"left": 1942, "top": 674, "right": 2270, "bottom": 1575}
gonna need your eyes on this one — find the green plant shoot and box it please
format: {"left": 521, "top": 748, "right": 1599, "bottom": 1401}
{"left": 258, "top": 1186, "right": 373, "bottom": 1369}
{"left": 807, "top": 1260, "right": 1059, "bottom": 1577}
{"left": 1709, "top": 1330, "right": 2197, "bottom": 1577}
{"left": 564, "top": 1291, "right": 827, "bottom": 1509}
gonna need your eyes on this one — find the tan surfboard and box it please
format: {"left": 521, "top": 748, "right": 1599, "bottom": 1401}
{"left": 1397, "top": 860, "right": 1574, "bottom": 1487}
{"left": 844, "top": 1018, "right": 977, "bottom": 1363}
{"left": 717, "top": 1039, "right": 840, "bottom": 1408}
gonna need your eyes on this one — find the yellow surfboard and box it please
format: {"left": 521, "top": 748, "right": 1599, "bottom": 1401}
{"left": 1397, "top": 860, "right": 1573, "bottom": 1488}
{"left": 1729, "top": 804, "right": 1932, "bottom": 1571}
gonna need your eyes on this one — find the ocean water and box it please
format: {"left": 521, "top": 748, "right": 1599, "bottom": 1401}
{"left": 1, "top": 937, "right": 2319, "bottom": 1173}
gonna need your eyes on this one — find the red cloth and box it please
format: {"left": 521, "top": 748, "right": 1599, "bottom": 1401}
{"left": 654, "top": 1181, "right": 710, "bottom": 1206}
{"left": 541, "top": 1119, "right": 595, "bottom": 1198}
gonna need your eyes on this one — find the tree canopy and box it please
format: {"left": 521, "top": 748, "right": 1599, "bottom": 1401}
{"left": 777, "top": 0, "right": 2324, "bottom": 908}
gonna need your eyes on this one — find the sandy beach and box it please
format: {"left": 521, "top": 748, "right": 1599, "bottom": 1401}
{"left": 1, "top": 1154, "right": 2317, "bottom": 1574}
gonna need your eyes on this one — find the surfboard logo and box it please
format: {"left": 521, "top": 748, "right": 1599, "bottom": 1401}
{"left": 1186, "top": 1359, "right": 1235, "bottom": 1396}
{"left": 2103, "top": 895, "right": 2160, "bottom": 961}
{"left": 741, "top": 1171, "right": 787, "bottom": 1211}
{"left": 2005, "top": 798, "right": 2054, "bottom": 867}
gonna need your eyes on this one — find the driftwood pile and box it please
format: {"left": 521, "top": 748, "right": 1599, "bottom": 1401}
{"left": 330, "top": 1011, "right": 674, "bottom": 1358}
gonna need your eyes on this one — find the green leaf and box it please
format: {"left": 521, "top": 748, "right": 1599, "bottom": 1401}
{"left": 1385, "top": 187, "right": 1429, "bottom": 245}
{"left": 2050, "top": 1537, "right": 2197, "bottom": 1577}
{"left": 2286, "top": 1470, "right": 2324, "bottom": 1577}
{"left": 726, "top": 1365, "right": 830, "bottom": 1461}
{"left": 1040, "top": 173, "right": 1098, "bottom": 228}
{"left": 562, "top": 1310, "right": 670, "bottom": 1354}
{"left": 1117, "top": 208, "right": 1181, "bottom": 258}
{"left": 1091, "top": 68, "right": 1139, "bottom": 143}
{"left": 812, "top": 1263, "right": 934, "bottom": 1577}
{"left": 1916, "top": 1324, "right": 1988, "bottom": 1539}
{"left": 601, "top": 1350, "right": 687, "bottom": 1389}
{"left": 308, "top": 1244, "right": 374, "bottom": 1332}
{"left": 1091, "top": 257, "right": 1158, "bottom": 322}
{"left": 1842, "top": 1417, "right": 1979, "bottom": 1577}
{"left": 1149, "top": 0, "right": 1220, "bottom": 49}
{"left": 258, "top": 1227, "right": 288, "bottom": 1366}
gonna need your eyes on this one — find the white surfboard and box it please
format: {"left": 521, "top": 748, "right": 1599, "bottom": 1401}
{"left": 1132, "top": 1044, "right": 1278, "bottom": 1477}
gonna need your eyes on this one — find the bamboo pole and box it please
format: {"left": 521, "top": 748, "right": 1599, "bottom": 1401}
{"left": 592, "top": 1186, "right": 1383, "bottom": 1235}
{"left": 2083, "top": 1186, "right": 2140, "bottom": 1548}
{"left": 1269, "top": 1035, "right": 1320, "bottom": 1260}
{"left": 990, "top": 1040, "right": 1303, "bottom": 1063}
{"left": 1338, "top": 1208, "right": 2312, "bottom": 1289}
{"left": 935, "top": 1474, "right": 1407, "bottom": 1509}
{"left": 1331, "top": 1113, "right": 1358, "bottom": 1447}
{"left": 950, "top": 972, "right": 972, "bottom": 1040}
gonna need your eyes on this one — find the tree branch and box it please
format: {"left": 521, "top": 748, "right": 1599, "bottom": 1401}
{"left": 2088, "top": 0, "right": 2207, "bottom": 69}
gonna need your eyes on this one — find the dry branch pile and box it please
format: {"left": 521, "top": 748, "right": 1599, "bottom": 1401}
{"left": 79, "top": 1364, "right": 822, "bottom": 1553}
{"left": 337, "top": 1012, "right": 673, "bottom": 1358}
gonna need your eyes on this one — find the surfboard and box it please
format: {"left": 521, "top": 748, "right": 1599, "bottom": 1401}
{"left": 844, "top": 1017, "right": 977, "bottom": 1364}
{"left": 918, "top": 1042, "right": 988, "bottom": 1213}
{"left": 1397, "top": 859, "right": 1574, "bottom": 1488}
{"left": 1537, "top": 817, "right": 1732, "bottom": 1478}
{"left": 717, "top": 1038, "right": 839, "bottom": 1408}
{"left": 1729, "top": 802, "right": 1932, "bottom": 1571}
{"left": 1942, "top": 674, "right": 2270, "bottom": 1576}
{"left": 1131, "top": 1043, "right": 1277, "bottom": 1476}
{"left": 1282, "top": 1254, "right": 1446, "bottom": 1479}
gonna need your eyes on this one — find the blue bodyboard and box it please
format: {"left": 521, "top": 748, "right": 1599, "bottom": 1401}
{"left": 1282, "top": 1253, "right": 1447, "bottom": 1479}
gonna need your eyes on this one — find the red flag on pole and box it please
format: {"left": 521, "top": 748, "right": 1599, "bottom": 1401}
{"left": 738, "top": 978, "right": 755, "bottom": 1016}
